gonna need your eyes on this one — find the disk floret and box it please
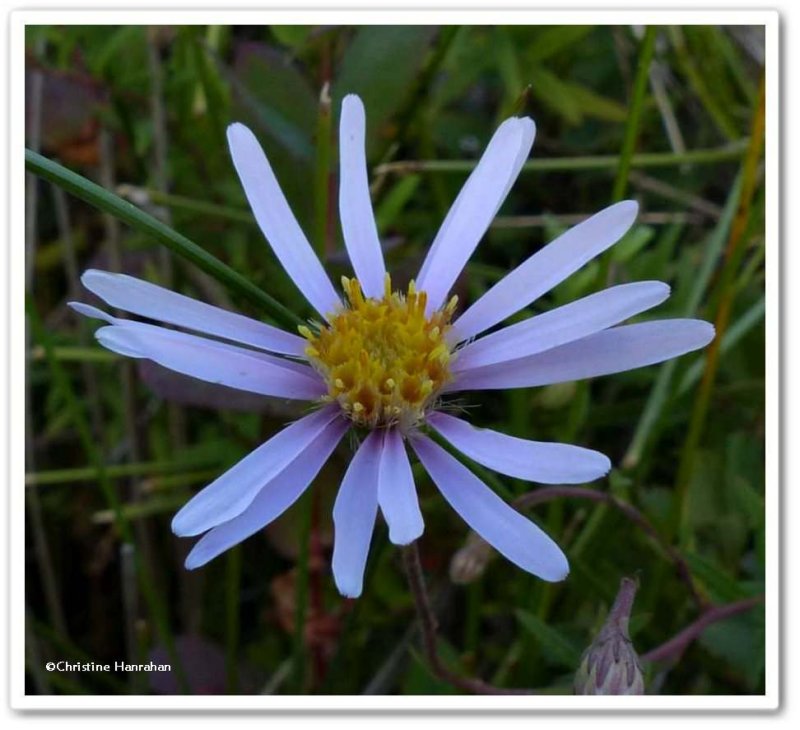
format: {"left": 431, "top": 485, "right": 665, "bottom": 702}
{"left": 300, "top": 275, "right": 457, "bottom": 429}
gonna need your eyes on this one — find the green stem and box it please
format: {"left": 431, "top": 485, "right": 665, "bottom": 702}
{"left": 612, "top": 26, "right": 657, "bottom": 202}
{"left": 29, "top": 345, "right": 117, "bottom": 363}
{"left": 374, "top": 140, "right": 748, "bottom": 177}
{"left": 596, "top": 26, "right": 657, "bottom": 288}
{"left": 26, "top": 458, "right": 220, "bottom": 486}
{"left": 25, "top": 150, "right": 302, "bottom": 330}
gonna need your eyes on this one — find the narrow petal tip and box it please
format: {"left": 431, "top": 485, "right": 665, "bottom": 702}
{"left": 226, "top": 122, "right": 259, "bottom": 155}
{"left": 183, "top": 552, "right": 204, "bottom": 571}
{"left": 80, "top": 268, "right": 102, "bottom": 286}
{"left": 387, "top": 521, "right": 424, "bottom": 547}
{"left": 596, "top": 453, "right": 613, "bottom": 478}
{"left": 545, "top": 554, "right": 570, "bottom": 583}
{"left": 226, "top": 121, "right": 249, "bottom": 139}
{"left": 170, "top": 511, "right": 192, "bottom": 538}
{"left": 67, "top": 301, "right": 93, "bottom": 317}
{"left": 681, "top": 319, "right": 716, "bottom": 349}
{"left": 517, "top": 116, "right": 536, "bottom": 136}
{"left": 651, "top": 280, "right": 671, "bottom": 298}
{"left": 334, "top": 578, "right": 363, "bottom": 600}
{"left": 616, "top": 199, "right": 640, "bottom": 220}
{"left": 342, "top": 93, "right": 364, "bottom": 111}
{"left": 171, "top": 503, "right": 209, "bottom": 538}
{"left": 698, "top": 320, "right": 716, "bottom": 345}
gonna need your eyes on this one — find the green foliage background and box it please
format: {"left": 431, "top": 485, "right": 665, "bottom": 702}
{"left": 25, "top": 24, "right": 766, "bottom": 695}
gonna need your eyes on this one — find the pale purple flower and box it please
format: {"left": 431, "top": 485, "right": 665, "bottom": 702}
{"left": 71, "top": 95, "right": 714, "bottom": 598}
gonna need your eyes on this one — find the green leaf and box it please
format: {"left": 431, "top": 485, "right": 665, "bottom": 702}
{"left": 529, "top": 66, "right": 628, "bottom": 125}
{"left": 516, "top": 610, "right": 582, "bottom": 669}
{"left": 270, "top": 26, "right": 313, "bottom": 50}
{"left": 698, "top": 610, "right": 765, "bottom": 691}
{"left": 228, "top": 42, "right": 316, "bottom": 161}
{"left": 226, "top": 41, "right": 318, "bottom": 228}
{"left": 610, "top": 225, "right": 655, "bottom": 264}
{"left": 525, "top": 25, "right": 595, "bottom": 64}
{"left": 375, "top": 174, "right": 422, "bottom": 234}
{"left": 684, "top": 552, "right": 754, "bottom": 603}
{"left": 25, "top": 149, "right": 302, "bottom": 329}
{"left": 404, "top": 644, "right": 461, "bottom": 694}
{"left": 332, "top": 27, "right": 438, "bottom": 157}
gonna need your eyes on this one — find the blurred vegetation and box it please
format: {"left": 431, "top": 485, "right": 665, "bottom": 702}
{"left": 24, "top": 24, "right": 766, "bottom": 696}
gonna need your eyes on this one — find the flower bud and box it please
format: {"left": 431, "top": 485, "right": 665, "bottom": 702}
{"left": 449, "top": 531, "right": 494, "bottom": 584}
{"left": 574, "top": 577, "right": 645, "bottom": 695}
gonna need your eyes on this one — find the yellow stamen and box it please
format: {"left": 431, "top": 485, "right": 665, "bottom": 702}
{"left": 301, "top": 276, "right": 456, "bottom": 429}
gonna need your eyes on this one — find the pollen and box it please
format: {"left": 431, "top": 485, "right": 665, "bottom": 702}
{"left": 301, "top": 275, "right": 458, "bottom": 430}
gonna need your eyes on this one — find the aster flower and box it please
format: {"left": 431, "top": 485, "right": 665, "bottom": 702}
{"left": 71, "top": 94, "right": 714, "bottom": 598}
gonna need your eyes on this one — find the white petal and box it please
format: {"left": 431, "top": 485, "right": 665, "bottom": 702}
{"left": 427, "top": 411, "right": 610, "bottom": 484}
{"left": 416, "top": 118, "right": 535, "bottom": 312}
{"left": 377, "top": 429, "right": 423, "bottom": 545}
{"left": 331, "top": 431, "right": 382, "bottom": 598}
{"left": 451, "top": 200, "right": 639, "bottom": 343}
{"left": 173, "top": 405, "right": 342, "bottom": 537}
{"left": 410, "top": 434, "right": 568, "bottom": 582}
{"left": 80, "top": 269, "right": 306, "bottom": 356}
{"left": 339, "top": 95, "right": 386, "bottom": 299}
{"left": 227, "top": 123, "right": 341, "bottom": 318}
{"left": 185, "top": 417, "right": 349, "bottom": 569}
{"left": 94, "top": 323, "right": 324, "bottom": 400}
{"left": 453, "top": 281, "right": 670, "bottom": 371}
{"left": 448, "top": 319, "right": 715, "bottom": 391}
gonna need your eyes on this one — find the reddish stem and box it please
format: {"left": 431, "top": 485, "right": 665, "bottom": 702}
{"left": 641, "top": 595, "right": 764, "bottom": 664}
{"left": 308, "top": 487, "right": 326, "bottom": 687}
{"left": 402, "top": 542, "right": 535, "bottom": 695}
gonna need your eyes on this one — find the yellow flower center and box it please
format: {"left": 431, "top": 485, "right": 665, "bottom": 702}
{"left": 300, "top": 275, "right": 457, "bottom": 430}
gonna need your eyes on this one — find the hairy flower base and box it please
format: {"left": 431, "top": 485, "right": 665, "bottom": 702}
{"left": 301, "top": 275, "right": 458, "bottom": 429}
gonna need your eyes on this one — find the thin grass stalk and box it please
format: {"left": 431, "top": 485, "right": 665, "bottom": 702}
{"left": 26, "top": 457, "right": 220, "bottom": 486}
{"left": 27, "top": 300, "right": 190, "bottom": 692}
{"left": 373, "top": 140, "right": 748, "bottom": 177}
{"left": 292, "top": 487, "right": 313, "bottom": 692}
{"left": 29, "top": 345, "right": 116, "bottom": 363}
{"left": 25, "top": 608, "right": 51, "bottom": 694}
{"left": 24, "top": 150, "right": 303, "bottom": 329}
{"left": 612, "top": 26, "right": 658, "bottom": 202}
{"left": 120, "top": 542, "right": 146, "bottom": 692}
